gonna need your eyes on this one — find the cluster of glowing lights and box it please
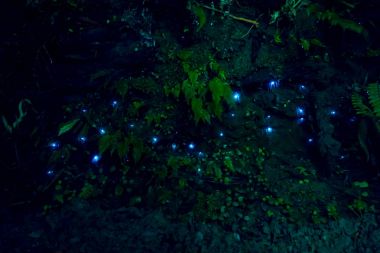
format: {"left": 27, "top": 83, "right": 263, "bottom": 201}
{"left": 47, "top": 77, "right": 348, "bottom": 180}
{"left": 295, "top": 105, "right": 306, "bottom": 125}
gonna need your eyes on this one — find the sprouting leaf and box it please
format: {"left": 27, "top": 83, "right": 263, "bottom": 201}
{"left": 58, "top": 119, "right": 80, "bottom": 136}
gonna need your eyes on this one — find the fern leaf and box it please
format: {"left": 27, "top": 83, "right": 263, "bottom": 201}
{"left": 351, "top": 93, "right": 372, "bottom": 117}
{"left": 368, "top": 82, "right": 380, "bottom": 117}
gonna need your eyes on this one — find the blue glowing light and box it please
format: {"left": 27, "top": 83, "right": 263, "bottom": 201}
{"left": 329, "top": 109, "right": 337, "bottom": 117}
{"left": 49, "top": 141, "right": 60, "bottom": 150}
{"left": 46, "top": 169, "right": 55, "bottom": 176}
{"left": 91, "top": 154, "right": 101, "bottom": 164}
{"left": 296, "top": 106, "right": 305, "bottom": 117}
{"left": 296, "top": 117, "right": 305, "bottom": 124}
{"left": 99, "top": 128, "right": 106, "bottom": 135}
{"left": 219, "top": 131, "right": 224, "bottom": 137}
{"left": 267, "top": 79, "right": 280, "bottom": 90}
{"left": 111, "top": 100, "right": 118, "bottom": 107}
{"left": 196, "top": 167, "right": 203, "bottom": 176}
{"left": 298, "top": 84, "right": 308, "bottom": 93}
{"left": 78, "top": 136, "right": 87, "bottom": 143}
{"left": 307, "top": 138, "right": 314, "bottom": 144}
{"left": 349, "top": 116, "right": 357, "bottom": 123}
{"left": 152, "top": 136, "right": 159, "bottom": 144}
{"left": 231, "top": 113, "right": 236, "bottom": 117}
{"left": 266, "top": 115, "right": 272, "bottom": 120}
{"left": 232, "top": 92, "right": 241, "bottom": 103}
{"left": 339, "top": 155, "right": 346, "bottom": 160}
{"left": 171, "top": 143, "right": 177, "bottom": 150}
{"left": 198, "top": 151, "right": 205, "bottom": 157}
{"left": 129, "top": 123, "right": 135, "bottom": 128}
{"left": 265, "top": 126, "right": 273, "bottom": 134}
{"left": 188, "top": 143, "right": 195, "bottom": 149}
{"left": 82, "top": 108, "right": 88, "bottom": 113}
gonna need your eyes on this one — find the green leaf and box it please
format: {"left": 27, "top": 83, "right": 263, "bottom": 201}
{"left": 191, "top": 5, "right": 207, "bottom": 32}
{"left": 167, "top": 156, "right": 181, "bottom": 170}
{"left": 131, "top": 137, "right": 144, "bottom": 163}
{"left": 209, "top": 77, "right": 224, "bottom": 104}
{"left": 353, "top": 181, "right": 369, "bottom": 188}
{"left": 58, "top": 119, "right": 80, "bottom": 136}
{"left": 182, "top": 79, "right": 195, "bottom": 103}
{"left": 99, "top": 134, "right": 114, "bottom": 154}
{"left": 191, "top": 97, "right": 210, "bottom": 124}
{"left": 117, "top": 138, "right": 129, "bottom": 160}
{"left": 116, "top": 78, "right": 129, "bottom": 98}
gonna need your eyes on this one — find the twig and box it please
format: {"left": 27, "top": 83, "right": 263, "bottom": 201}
{"left": 195, "top": 2, "right": 259, "bottom": 27}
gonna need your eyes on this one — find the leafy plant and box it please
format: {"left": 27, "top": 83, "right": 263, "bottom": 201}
{"left": 352, "top": 82, "right": 380, "bottom": 118}
{"left": 99, "top": 131, "right": 145, "bottom": 163}
{"left": 173, "top": 47, "right": 234, "bottom": 124}
{"left": 190, "top": 3, "right": 207, "bottom": 32}
{"left": 307, "top": 4, "right": 367, "bottom": 36}
{"left": 1, "top": 99, "right": 32, "bottom": 134}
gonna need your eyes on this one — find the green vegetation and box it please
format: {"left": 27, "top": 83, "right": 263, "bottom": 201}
{"left": 164, "top": 46, "right": 234, "bottom": 124}
{"left": 352, "top": 83, "right": 380, "bottom": 118}
{"left": 25, "top": 0, "right": 377, "bottom": 234}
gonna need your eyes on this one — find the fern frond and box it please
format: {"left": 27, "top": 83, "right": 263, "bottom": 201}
{"left": 351, "top": 93, "right": 372, "bottom": 117}
{"left": 367, "top": 82, "right": 380, "bottom": 117}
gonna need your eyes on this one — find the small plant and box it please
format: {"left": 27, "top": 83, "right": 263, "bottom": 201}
{"left": 2, "top": 99, "right": 32, "bottom": 134}
{"left": 167, "top": 46, "right": 234, "bottom": 124}
{"left": 307, "top": 4, "right": 367, "bottom": 36}
{"left": 352, "top": 83, "right": 380, "bottom": 119}
{"left": 326, "top": 202, "right": 339, "bottom": 220}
